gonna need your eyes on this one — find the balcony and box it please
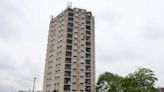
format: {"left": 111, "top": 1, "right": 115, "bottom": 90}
{"left": 67, "top": 28, "right": 73, "bottom": 34}
{"left": 86, "top": 36, "right": 91, "bottom": 42}
{"left": 68, "top": 12, "right": 74, "bottom": 17}
{"left": 65, "top": 71, "right": 71, "bottom": 77}
{"left": 66, "top": 45, "right": 72, "bottom": 51}
{"left": 86, "top": 26, "right": 91, "bottom": 30}
{"left": 68, "top": 17, "right": 74, "bottom": 23}
{"left": 86, "top": 31, "right": 91, "bottom": 35}
{"left": 67, "top": 33, "right": 73, "bottom": 39}
{"left": 86, "top": 53, "right": 91, "bottom": 59}
{"left": 65, "top": 64, "right": 71, "bottom": 71}
{"left": 86, "top": 72, "right": 91, "bottom": 78}
{"left": 86, "top": 42, "right": 91, "bottom": 47}
{"left": 66, "top": 51, "right": 72, "bottom": 57}
{"left": 64, "top": 85, "right": 70, "bottom": 91}
{"left": 67, "top": 39, "right": 72, "bottom": 45}
{"left": 64, "top": 78, "right": 71, "bottom": 85}
{"left": 85, "top": 86, "right": 91, "bottom": 91}
{"left": 68, "top": 23, "right": 73, "bottom": 28}
{"left": 67, "top": 28, "right": 73, "bottom": 33}
{"left": 86, "top": 13, "right": 91, "bottom": 19}
{"left": 86, "top": 48, "right": 91, "bottom": 52}
{"left": 65, "top": 58, "right": 71, "bottom": 63}
{"left": 86, "top": 60, "right": 91, "bottom": 65}
{"left": 86, "top": 20, "right": 91, "bottom": 25}
{"left": 85, "top": 79, "right": 91, "bottom": 85}
{"left": 86, "top": 66, "right": 91, "bottom": 71}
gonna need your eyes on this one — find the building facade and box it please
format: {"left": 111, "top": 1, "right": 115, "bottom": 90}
{"left": 159, "top": 88, "right": 164, "bottom": 92}
{"left": 43, "top": 6, "right": 95, "bottom": 92}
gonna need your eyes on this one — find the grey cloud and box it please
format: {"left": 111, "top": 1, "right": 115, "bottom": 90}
{"left": 0, "top": 51, "right": 15, "bottom": 70}
{"left": 138, "top": 16, "right": 164, "bottom": 40}
{"left": 0, "top": 85, "right": 9, "bottom": 92}
{"left": 96, "top": 8, "right": 122, "bottom": 26}
{"left": 0, "top": 50, "right": 41, "bottom": 92}
{"left": 0, "top": 0, "right": 25, "bottom": 41}
{"left": 142, "top": 22, "right": 164, "bottom": 40}
{"left": 97, "top": 43, "right": 140, "bottom": 66}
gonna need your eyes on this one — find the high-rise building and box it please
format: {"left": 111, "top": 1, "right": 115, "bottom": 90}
{"left": 159, "top": 87, "right": 164, "bottom": 92}
{"left": 43, "top": 5, "right": 95, "bottom": 92}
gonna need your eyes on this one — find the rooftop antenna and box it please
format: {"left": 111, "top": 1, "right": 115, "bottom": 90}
{"left": 67, "top": 2, "right": 72, "bottom": 8}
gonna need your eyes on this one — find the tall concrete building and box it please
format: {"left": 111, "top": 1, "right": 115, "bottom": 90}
{"left": 43, "top": 5, "right": 95, "bottom": 92}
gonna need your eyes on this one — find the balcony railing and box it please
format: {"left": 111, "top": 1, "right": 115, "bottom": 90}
{"left": 86, "top": 53, "right": 91, "bottom": 59}
{"left": 85, "top": 79, "right": 91, "bottom": 85}
{"left": 86, "top": 48, "right": 91, "bottom": 52}
{"left": 67, "top": 39, "right": 72, "bottom": 45}
{"left": 67, "top": 33, "right": 73, "bottom": 39}
{"left": 68, "top": 18, "right": 74, "bottom": 23}
{"left": 66, "top": 51, "right": 72, "bottom": 57}
{"left": 65, "top": 58, "right": 71, "bottom": 63}
{"left": 86, "top": 26, "right": 91, "bottom": 30}
{"left": 64, "top": 78, "right": 71, "bottom": 85}
{"left": 85, "top": 86, "right": 91, "bottom": 91}
{"left": 66, "top": 45, "right": 72, "bottom": 51}
{"left": 86, "top": 31, "right": 91, "bottom": 35}
{"left": 86, "top": 42, "right": 91, "bottom": 47}
{"left": 68, "top": 12, "right": 74, "bottom": 16}
{"left": 86, "top": 20, "right": 91, "bottom": 25}
{"left": 67, "top": 28, "right": 73, "bottom": 33}
{"left": 86, "top": 60, "right": 91, "bottom": 65}
{"left": 65, "top": 64, "right": 71, "bottom": 71}
{"left": 86, "top": 66, "right": 91, "bottom": 71}
{"left": 68, "top": 23, "right": 73, "bottom": 28}
{"left": 86, "top": 36, "right": 91, "bottom": 42}
{"left": 86, "top": 72, "right": 91, "bottom": 78}
{"left": 65, "top": 71, "right": 71, "bottom": 77}
{"left": 64, "top": 85, "right": 70, "bottom": 91}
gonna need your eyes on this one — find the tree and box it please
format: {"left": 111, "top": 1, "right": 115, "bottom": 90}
{"left": 96, "top": 72, "right": 123, "bottom": 92}
{"left": 96, "top": 67, "right": 158, "bottom": 92}
{"left": 122, "top": 67, "right": 158, "bottom": 92}
{"left": 52, "top": 89, "right": 58, "bottom": 92}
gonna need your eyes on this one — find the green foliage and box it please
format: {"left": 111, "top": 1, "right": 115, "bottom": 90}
{"left": 122, "top": 67, "right": 158, "bottom": 92}
{"left": 96, "top": 72, "right": 123, "bottom": 92}
{"left": 52, "top": 89, "right": 58, "bottom": 92}
{"left": 96, "top": 67, "right": 158, "bottom": 92}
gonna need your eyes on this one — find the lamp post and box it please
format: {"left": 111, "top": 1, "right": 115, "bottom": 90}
{"left": 32, "top": 77, "right": 36, "bottom": 92}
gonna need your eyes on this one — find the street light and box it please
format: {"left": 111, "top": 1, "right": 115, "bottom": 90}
{"left": 32, "top": 77, "right": 36, "bottom": 92}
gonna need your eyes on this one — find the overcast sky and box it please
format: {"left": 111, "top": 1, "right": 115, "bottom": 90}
{"left": 0, "top": 0, "right": 164, "bottom": 91}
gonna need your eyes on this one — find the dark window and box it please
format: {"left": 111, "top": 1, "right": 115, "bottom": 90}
{"left": 86, "top": 26, "right": 91, "bottom": 30}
